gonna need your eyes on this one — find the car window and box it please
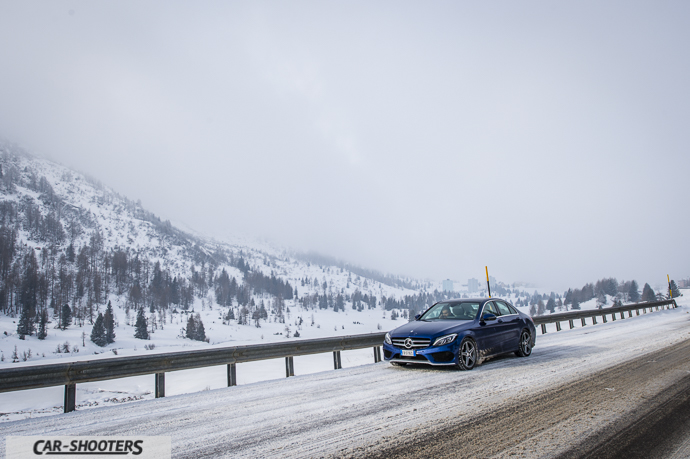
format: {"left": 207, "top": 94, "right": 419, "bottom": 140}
{"left": 450, "top": 303, "right": 479, "bottom": 320}
{"left": 495, "top": 301, "right": 512, "bottom": 316}
{"left": 506, "top": 303, "right": 519, "bottom": 315}
{"left": 420, "top": 302, "right": 479, "bottom": 320}
{"left": 483, "top": 302, "right": 499, "bottom": 316}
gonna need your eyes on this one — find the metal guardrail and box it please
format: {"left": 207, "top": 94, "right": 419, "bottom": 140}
{"left": 531, "top": 299, "right": 678, "bottom": 333}
{"left": 0, "top": 298, "right": 679, "bottom": 414}
{"left": 0, "top": 332, "right": 385, "bottom": 413}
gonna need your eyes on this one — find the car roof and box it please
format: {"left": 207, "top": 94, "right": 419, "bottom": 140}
{"left": 442, "top": 297, "right": 492, "bottom": 302}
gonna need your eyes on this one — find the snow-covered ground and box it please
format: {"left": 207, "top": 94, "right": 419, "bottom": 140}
{"left": 2, "top": 291, "right": 688, "bottom": 458}
{"left": 1, "top": 290, "right": 687, "bottom": 430}
{"left": 0, "top": 299, "right": 401, "bottom": 421}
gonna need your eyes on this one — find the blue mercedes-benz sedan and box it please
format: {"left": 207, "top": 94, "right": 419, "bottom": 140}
{"left": 383, "top": 298, "right": 536, "bottom": 370}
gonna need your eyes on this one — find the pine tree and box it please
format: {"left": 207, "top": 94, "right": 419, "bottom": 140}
{"left": 104, "top": 301, "right": 116, "bottom": 344}
{"left": 185, "top": 314, "right": 206, "bottom": 341}
{"left": 564, "top": 289, "right": 573, "bottom": 306}
{"left": 61, "top": 304, "right": 72, "bottom": 330}
{"left": 37, "top": 309, "right": 48, "bottom": 340}
{"left": 17, "top": 305, "right": 34, "bottom": 338}
{"left": 546, "top": 297, "right": 556, "bottom": 313}
{"left": 134, "top": 308, "right": 149, "bottom": 339}
{"left": 66, "top": 243, "right": 75, "bottom": 263}
{"left": 596, "top": 293, "right": 607, "bottom": 308}
{"left": 628, "top": 280, "right": 640, "bottom": 302}
{"left": 571, "top": 297, "right": 581, "bottom": 310}
{"left": 670, "top": 280, "right": 681, "bottom": 298}
{"left": 195, "top": 314, "right": 206, "bottom": 342}
{"left": 91, "top": 312, "right": 107, "bottom": 347}
{"left": 185, "top": 314, "right": 196, "bottom": 340}
{"left": 641, "top": 283, "right": 655, "bottom": 302}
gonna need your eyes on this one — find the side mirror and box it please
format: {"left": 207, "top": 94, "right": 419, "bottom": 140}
{"left": 414, "top": 314, "right": 421, "bottom": 320}
{"left": 481, "top": 313, "right": 497, "bottom": 322}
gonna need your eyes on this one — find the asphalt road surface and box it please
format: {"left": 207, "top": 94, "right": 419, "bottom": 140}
{"left": 365, "top": 338, "right": 690, "bottom": 459}
{"left": 3, "top": 308, "right": 690, "bottom": 458}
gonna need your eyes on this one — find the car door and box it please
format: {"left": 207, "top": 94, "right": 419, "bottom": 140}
{"left": 495, "top": 300, "right": 521, "bottom": 352}
{"left": 471, "top": 301, "right": 505, "bottom": 357}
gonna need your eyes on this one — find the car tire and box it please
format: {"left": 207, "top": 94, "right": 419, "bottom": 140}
{"left": 455, "top": 337, "right": 477, "bottom": 371}
{"left": 515, "top": 330, "right": 532, "bottom": 357}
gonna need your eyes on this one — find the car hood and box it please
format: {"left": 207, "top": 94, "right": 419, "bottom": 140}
{"left": 389, "top": 320, "right": 473, "bottom": 338}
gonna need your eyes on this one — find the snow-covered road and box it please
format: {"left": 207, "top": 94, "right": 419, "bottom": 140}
{"left": 2, "top": 300, "right": 690, "bottom": 458}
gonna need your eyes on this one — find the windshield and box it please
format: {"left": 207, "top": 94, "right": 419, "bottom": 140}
{"left": 420, "top": 302, "right": 480, "bottom": 321}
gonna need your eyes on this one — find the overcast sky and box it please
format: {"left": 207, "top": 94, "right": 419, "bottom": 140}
{"left": 1, "top": 1, "right": 688, "bottom": 291}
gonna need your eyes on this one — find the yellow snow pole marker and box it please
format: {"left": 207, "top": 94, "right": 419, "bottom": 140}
{"left": 486, "top": 266, "right": 492, "bottom": 298}
{"left": 668, "top": 274, "right": 672, "bottom": 299}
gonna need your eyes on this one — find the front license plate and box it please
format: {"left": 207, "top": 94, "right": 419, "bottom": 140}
{"left": 401, "top": 349, "right": 415, "bottom": 357}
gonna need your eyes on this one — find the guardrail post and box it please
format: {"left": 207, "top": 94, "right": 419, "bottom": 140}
{"left": 643, "top": 307, "right": 646, "bottom": 314}
{"left": 227, "top": 363, "right": 237, "bottom": 386}
{"left": 602, "top": 314, "right": 607, "bottom": 323}
{"left": 569, "top": 319, "right": 575, "bottom": 329}
{"left": 556, "top": 322, "right": 562, "bottom": 331}
{"left": 611, "top": 313, "right": 616, "bottom": 321}
{"left": 155, "top": 373, "right": 165, "bottom": 398}
{"left": 620, "top": 311, "right": 625, "bottom": 320}
{"left": 628, "top": 310, "right": 632, "bottom": 318}
{"left": 333, "top": 351, "right": 342, "bottom": 370}
{"left": 541, "top": 324, "right": 547, "bottom": 334}
{"left": 285, "top": 356, "right": 294, "bottom": 377}
{"left": 592, "top": 316, "right": 597, "bottom": 325}
{"left": 581, "top": 318, "right": 586, "bottom": 327}
{"left": 64, "top": 383, "right": 76, "bottom": 413}
{"left": 636, "top": 309, "right": 640, "bottom": 316}
{"left": 373, "top": 346, "right": 381, "bottom": 363}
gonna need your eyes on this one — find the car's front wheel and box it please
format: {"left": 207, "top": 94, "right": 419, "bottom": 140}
{"left": 456, "top": 337, "right": 477, "bottom": 371}
{"left": 515, "top": 330, "right": 532, "bottom": 357}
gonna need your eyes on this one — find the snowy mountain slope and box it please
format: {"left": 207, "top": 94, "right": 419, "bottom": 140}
{"left": 0, "top": 142, "right": 425, "bottom": 293}
{"left": 0, "top": 144, "right": 431, "bottom": 380}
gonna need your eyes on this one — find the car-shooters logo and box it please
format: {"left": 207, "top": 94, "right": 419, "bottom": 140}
{"left": 6, "top": 437, "right": 171, "bottom": 459}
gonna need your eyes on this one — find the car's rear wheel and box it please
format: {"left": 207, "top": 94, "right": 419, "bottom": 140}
{"left": 515, "top": 330, "right": 532, "bottom": 357}
{"left": 456, "top": 337, "right": 477, "bottom": 371}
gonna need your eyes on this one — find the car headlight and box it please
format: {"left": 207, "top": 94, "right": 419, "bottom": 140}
{"left": 433, "top": 333, "right": 457, "bottom": 347}
{"left": 384, "top": 333, "right": 392, "bottom": 345}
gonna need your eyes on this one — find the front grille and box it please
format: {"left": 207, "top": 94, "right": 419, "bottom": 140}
{"left": 392, "top": 337, "right": 431, "bottom": 349}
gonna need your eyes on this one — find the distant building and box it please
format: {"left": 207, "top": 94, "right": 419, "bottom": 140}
{"left": 442, "top": 279, "right": 454, "bottom": 292}
{"left": 467, "top": 278, "right": 479, "bottom": 293}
